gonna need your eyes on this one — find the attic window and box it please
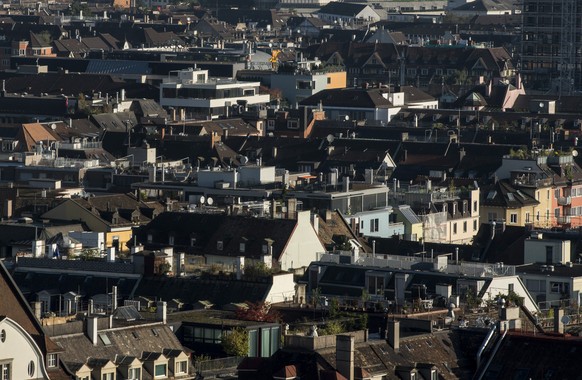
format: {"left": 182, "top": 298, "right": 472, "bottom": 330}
{"left": 190, "top": 237, "right": 197, "bottom": 247}
{"left": 217, "top": 241, "right": 223, "bottom": 251}
{"left": 239, "top": 242, "right": 245, "bottom": 253}
{"left": 487, "top": 191, "right": 497, "bottom": 200}
{"left": 132, "top": 331, "right": 140, "bottom": 339}
{"left": 148, "top": 234, "right": 153, "bottom": 243}
{"left": 287, "top": 120, "right": 299, "bottom": 129}
{"left": 152, "top": 328, "right": 159, "bottom": 337}
{"left": 99, "top": 333, "right": 111, "bottom": 346}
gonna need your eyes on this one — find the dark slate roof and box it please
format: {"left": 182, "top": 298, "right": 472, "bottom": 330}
{"left": 318, "top": 2, "right": 371, "bottom": 16}
{"left": 453, "top": 0, "right": 514, "bottom": 12}
{"left": 53, "top": 323, "right": 183, "bottom": 367}
{"left": 300, "top": 88, "right": 393, "bottom": 109}
{"left": 134, "top": 276, "right": 271, "bottom": 308}
{"left": 204, "top": 216, "right": 297, "bottom": 260}
{"left": 480, "top": 180, "right": 538, "bottom": 208}
{"left": 319, "top": 329, "right": 483, "bottom": 380}
{"left": 12, "top": 265, "right": 139, "bottom": 300}
{"left": 136, "top": 212, "right": 225, "bottom": 252}
{"left": 471, "top": 223, "right": 528, "bottom": 264}
{"left": 480, "top": 332, "right": 582, "bottom": 379}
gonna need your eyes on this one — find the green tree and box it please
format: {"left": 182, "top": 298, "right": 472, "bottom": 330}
{"left": 328, "top": 297, "right": 340, "bottom": 319}
{"left": 321, "top": 320, "right": 344, "bottom": 335}
{"left": 69, "top": 0, "right": 91, "bottom": 16}
{"left": 243, "top": 262, "right": 272, "bottom": 278}
{"left": 222, "top": 327, "right": 248, "bottom": 357}
{"left": 158, "top": 262, "right": 171, "bottom": 275}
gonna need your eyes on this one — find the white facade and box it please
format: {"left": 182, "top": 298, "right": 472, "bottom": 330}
{"left": 197, "top": 169, "right": 238, "bottom": 189}
{"left": 0, "top": 317, "right": 50, "bottom": 380}
{"left": 524, "top": 237, "right": 570, "bottom": 265}
{"left": 264, "top": 272, "right": 296, "bottom": 303}
{"left": 279, "top": 211, "right": 326, "bottom": 270}
{"left": 318, "top": 6, "right": 381, "bottom": 24}
{"left": 239, "top": 166, "right": 276, "bottom": 186}
{"left": 160, "top": 68, "right": 270, "bottom": 119}
{"left": 346, "top": 208, "right": 405, "bottom": 239}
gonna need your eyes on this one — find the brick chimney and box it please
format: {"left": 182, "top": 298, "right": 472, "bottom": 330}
{"left": 336, "top": 335, "right": 354, "bottom": 380}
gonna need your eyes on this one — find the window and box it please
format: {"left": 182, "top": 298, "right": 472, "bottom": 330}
{"left": 267, "top": 119, "right": 275, "bottom": 130}
{"left": 154, "top": 363, "right": 167, "bottom": 377}
{"left": 27, "top": 361, "right": 35, "bottom": 378}
{"left": 101, "top": 373, "right": 114, "bottom": 380}
{"left": 526, "top": 279, "right": 546, "bottom": 292}
{"left": 147, "top": 234, "right": 153, "bottom": 243}
{"left": 0, "top": 330, "right": 4, "bottom": 342}
{"left": 287, "top": 120, "right": 299, "bottom": 129}
{"left": 327, "top": 77, "right": 331, "bottom": 84}
{"left": 525, "top": 212, "right": 530, "bottom": 223}
{"left": 453, "top": 223, "right": 457, "bottom": 234}
{"left": 128, "top": 368, "right": 141, "bottom": 380}
{"left": 370, "top": 218, "right": 379, "bottom": 232}
{"left": 239, "top": 242, "right": 245, "bottom": 253}
{"left": 177, "top": 361, "right": 187, "bottom": 374}
{"left": 473, "top": 201, "right": 478, "bottom": 212}
{"left": 168, "top": 235, "right": 174, "bottom": 245}
{"left": 473, "top": 220, "right": 478, "bottom": 231}
{"left": 217, "top": 241, "right": 223, "bottom": 250}
{"left": 546, "top": 246, "right": 553, "bottom": 264}
{"left": 0, "top": 363, "right": 10, "bottom": 380}
{"left": 463, "top": 221, "right": 467, "bottom": 233}
{"left": 510, "top": 213, "right": 517, "bottom": 223}
{"left": 47, "top": 354, "right": 57, "bottom": 368}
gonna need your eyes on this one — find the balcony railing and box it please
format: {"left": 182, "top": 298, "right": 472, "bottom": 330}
{"left": 557, "top": 216, "right": 571, "bottom": 224}
{"left": 557, "top": 196, "right": 571, "bottom": 206}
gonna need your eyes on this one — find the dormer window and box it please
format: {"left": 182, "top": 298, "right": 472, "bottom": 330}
{"left": 287, "top": 119, "right": 299, "bottom": 129}
{"left": 217, "top": 241, "right": 223, "bottom": 251}
{"left": 239, "top": 242, "right": 245, "bottom": 253}
{"left": 147, "top": 234, "right": 153, "bottom": 243}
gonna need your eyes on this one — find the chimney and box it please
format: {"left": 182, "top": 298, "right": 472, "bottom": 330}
{"left": 89, "top": 299, "right": 94, "bottom": 315}
{"left": 336, "top": 335, "right": 355, "bottom": 380}
{"left": 111, "top": 286, "right": 118, "bottom": 312}
{"left": 86, "top": 316, "right": 98, "bottom": 346}
{"left": 554, "top": 307, "right": 565, "bottom": 334}
{"left": 343, "top": 177, "right": 350, "bottom": 192}
{"left": 157, "top": 301, "right": 167, "bottom": 324}
{"left": 32, "top": 301, "right": 42, "bottom": 321}
{"left": 235, "top": 256, "right": 245, "bottom": 280}
{"left": 387, "top": 320, "right": 400, "bottom": 351}
{"left": 287, "top": 198, "right": 297, "bottom": 219}
{"left": 107, "top": 247, "right": 116, "bottom": 263}
{"left": 490, "top": 221, "right": 496, "bottom": 240}
{"left": 311, "top": 213, "right": 319, "bottom": 234}
{"left": 271, "top": 199, "right": 277, "bottom": 219}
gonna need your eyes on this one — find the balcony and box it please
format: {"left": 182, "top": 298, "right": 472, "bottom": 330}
{"left": 557, "top": 215, "right": 571, "bottom": 225}
{"left": 557, "top": 196, "right": 571, "bottom": 206}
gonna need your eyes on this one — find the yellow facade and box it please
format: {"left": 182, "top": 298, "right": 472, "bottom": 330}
{"left": 105, "top": 230, "right": 133, "bottom": 253}
{"left": 325, "top": 71, "right": 347, "bottom": 89}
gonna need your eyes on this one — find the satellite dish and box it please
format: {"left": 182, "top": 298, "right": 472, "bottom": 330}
{"left": 561, "top": 315, "right": 571, "bottom": 325}
{"left": 199, "top": 196, "right": 205, "bottom": 205}
{"left": 206, "top": 197, "right": 214, "bottom": 206}
{"left": 50, "top": 123, "right": 57, "bottom": 130}
{"left": 539, "top": 102, "right": 545, "bottom": 108}
{"left": 573, "top": 150, "right": 578, "bottom": 157}
{"left": 344, "top": 115, "right": 350, "bottom": 121}
{"left": 326, "top": 134, "right": 335, "bottom": 144}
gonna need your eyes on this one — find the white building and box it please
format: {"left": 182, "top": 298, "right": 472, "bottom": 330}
{"left": 345, "top": 207, "right": 405, "bottom": 239}
{"left": 160, "top": 68, "right": 270, "bottom": 120}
